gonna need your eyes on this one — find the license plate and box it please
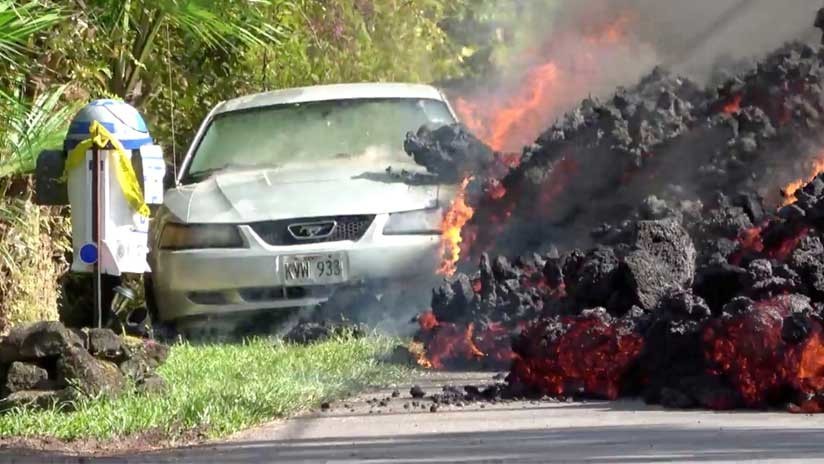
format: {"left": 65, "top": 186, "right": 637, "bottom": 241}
{"left": 281, "top": 253, "right": 348, "bottom": 286}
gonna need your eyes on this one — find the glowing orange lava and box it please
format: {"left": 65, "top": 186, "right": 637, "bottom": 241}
{"left": 704, "top": 296, "right": 824, "bottom": 411}
{"left": 510, "top": 315, "right": 644, "bottom": 400}
{"left": 782, "top": 154, "right": 824, "bottom": 206}
{"left": 414, "top": 311, "right": 508, "bottom": 370}
{"left": 722, "top": 95, "right": 742, "bottom": 115}
{"left": 438, "top": 177, "right": 475, "bottom": 276}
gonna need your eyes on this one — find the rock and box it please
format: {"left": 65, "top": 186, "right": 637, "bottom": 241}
{"left": 283, "top": 321, "right": 366, "bottom": 345}
{"left": 403, "top": 123, "right": 495, "bottom": 183}
{"left": 119, "top": 340, "right": 170, "bottom": 382}
{"left": 57, "top": 346, "right": 125, "bottom": 397}
{"left": 410, "top": 385, "right": 425, "bottom": 398}
{"left": 4, "top": 362, "right": 49, "bottom": 393}
{"left": 620, "top": 219, "right": 697, "bottom": 310}
{"left": 0, "top": 321, "right": 84, "bottom": 363}
{"left": 87, "top": 328, "right": 124, "bottom": 360}
{"left": 0, "top": 389, "right": 70, "bottom": 411}
{"left": 136, "top": 375, "right": 166, "bottom": 395}
{"left": 384, "top": 345, "right": 417, "bottom": 366}
{"left": 563, "top": 247, "right": 620, "bottom": 308}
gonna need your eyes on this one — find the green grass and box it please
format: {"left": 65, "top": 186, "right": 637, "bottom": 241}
{"left": 0, "top": 334, "right": 407, "bottom": 441}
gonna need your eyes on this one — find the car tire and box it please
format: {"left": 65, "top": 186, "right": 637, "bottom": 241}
{"left": 143, "top": 273, "right": 179, "bottom": 342}
{"left": 143, "top": 273, "right": 159, "bottom": 321}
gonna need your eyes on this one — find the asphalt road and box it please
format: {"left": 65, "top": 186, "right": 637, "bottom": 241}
{"left": 5, "top": 371, "right": 824, "bottom": 463}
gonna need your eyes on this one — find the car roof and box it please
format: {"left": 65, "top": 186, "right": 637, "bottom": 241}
{"left": 214, "top": 83, "right": 449, "bottom": 115}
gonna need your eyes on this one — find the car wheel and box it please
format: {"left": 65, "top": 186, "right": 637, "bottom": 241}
{"left": 143, "top": 273, "right": 159, "bottom": 321}
{"left": 142, "top": 273, "right": 179, "bottom": 342}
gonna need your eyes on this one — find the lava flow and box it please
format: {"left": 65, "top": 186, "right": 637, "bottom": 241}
{"left": 413, "top": 310, "right": 512, "bottom": 370}
{"left": 406, "top": 40, "right": 824, "bottom": 413}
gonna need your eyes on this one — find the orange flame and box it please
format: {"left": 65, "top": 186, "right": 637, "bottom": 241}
{"left": 438, "top": 177, "right": 475, "bottom": 276}
{"left": 414, "top": 311, "right": 491, "bottom": 369}
{"left": 782, "top": 153, "right": 824, "bottom": 206}
{"left": 722, "top": 95, "right": 742, "bottom": 115}
{"left": 452, "top": 14, "right": 636, "bottom": 152}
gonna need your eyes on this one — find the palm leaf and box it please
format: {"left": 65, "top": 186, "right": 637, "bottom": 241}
{"left": 0, "top": 1, "right": 62, "bottom": 66}
{"left": 159, "top": 0, "right": 281, "bottom": 49}
{"left": 0, "top": 84, "right": 79, "bottom": 178}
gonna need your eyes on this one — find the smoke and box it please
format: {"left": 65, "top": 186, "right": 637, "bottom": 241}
{"left": 446, "top": 0, "right": 822, "bottom": 152}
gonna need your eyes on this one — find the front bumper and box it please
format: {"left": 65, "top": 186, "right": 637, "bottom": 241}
{"left": 149, "top": 213, "right": 441, "bottom": 321}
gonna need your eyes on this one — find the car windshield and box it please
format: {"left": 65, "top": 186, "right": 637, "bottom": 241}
{"left": 184, "top": 97, "right": 455, "bottom": 181}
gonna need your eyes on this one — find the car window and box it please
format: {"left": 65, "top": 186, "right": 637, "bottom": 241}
{"left": 185, "top": 98, "right": 455, "bottom": 180}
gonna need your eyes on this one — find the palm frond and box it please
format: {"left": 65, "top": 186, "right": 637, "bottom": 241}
{"left": 0, "top": 85, "right": 79, "bottom": 178}
{"left": 159, "top": 0, "right": 281, "bottom": 50}
{"left": 0, "top": 1, "right": 62, "bottom": 66}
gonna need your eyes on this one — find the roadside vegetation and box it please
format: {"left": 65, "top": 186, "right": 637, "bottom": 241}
{"left": 0, "top": 334, "right": 406, "bottom": 441}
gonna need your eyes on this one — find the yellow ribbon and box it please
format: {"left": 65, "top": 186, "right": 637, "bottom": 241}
{"left": 64, "top": 120, "right": 151, "bottom": 218}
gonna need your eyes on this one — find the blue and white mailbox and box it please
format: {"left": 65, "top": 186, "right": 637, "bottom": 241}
{"left": 63, "top": 99, "right": 165, "bottom": 275}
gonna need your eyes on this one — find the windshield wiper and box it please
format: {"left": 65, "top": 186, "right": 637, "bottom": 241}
{"left": 181, "top": 162, "right": 281, "bottom": 184}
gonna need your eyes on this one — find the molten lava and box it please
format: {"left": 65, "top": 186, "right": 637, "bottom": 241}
{"left": 414, "top": 311, "right": 511, "bottom": 370}
{"left": 722, "top": 95, "right": 743, "bottom": 115}
{"left": 782, "top": 154, "right": 824, "bottom": 206}
{"left": 703, "top": 296, "right": 824, "bottom": 411}
{"left": 510, "top": 315, "right": 644, "bottom": 400}
{"left": 438, "top": 178, "right": 475, "bottom": 276}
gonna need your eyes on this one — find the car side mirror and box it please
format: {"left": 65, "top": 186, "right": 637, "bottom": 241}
{"left": 34, "top": 149, "right": 68, "bottom": 205}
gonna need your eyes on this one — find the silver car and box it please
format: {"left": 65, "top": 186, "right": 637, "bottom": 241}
{"left": 146, "top": 83, "right": 458, "bottom": 324}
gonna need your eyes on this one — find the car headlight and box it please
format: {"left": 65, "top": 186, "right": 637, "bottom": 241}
{"left": 158, "top": 223, "right": 244, "bottom": 250}
{"left": 383, "top": 208, "right": 442, "bottom": 235}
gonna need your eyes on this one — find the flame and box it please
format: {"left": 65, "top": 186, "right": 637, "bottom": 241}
{"left": 413, "top": 311, "right": 508, "bottom": 369}
{"left": 418, "top": 310, "right": 438, "bottom": 331}
{"left": 782, "top": 154, "right": 824, "bottom": 206}
{"left": 438, "top": 178, "right": 475, "bottom": 276}
{"left": 722, "top": 95, "right": 742, "bottom": 115}
{"left": 490, "top": 62, "right": 559, "bottom": 152}
{"left": 584, "top": 13, "right": 634, "bottom": 45}
{"left": 452, "top": 15, "right": 636, "bottom": 152}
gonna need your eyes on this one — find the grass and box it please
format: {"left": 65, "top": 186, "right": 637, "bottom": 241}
{"left": 0, "top": 334, "right": 407, "bottom": 441}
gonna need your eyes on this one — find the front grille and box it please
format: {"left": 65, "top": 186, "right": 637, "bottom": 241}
{"left": 249, "top": 215, "right": 375, "bottom": 246}
{"left": 238, "top": 286, "right": 335, "bottom": 303}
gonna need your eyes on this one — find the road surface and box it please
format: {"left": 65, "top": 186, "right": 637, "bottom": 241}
{"left": 4, "top": 371, "right": 824, "bottom": 463}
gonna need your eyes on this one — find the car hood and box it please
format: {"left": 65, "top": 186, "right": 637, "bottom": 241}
{"left": 163, "top": 160, "right": 454, "bottom": 223}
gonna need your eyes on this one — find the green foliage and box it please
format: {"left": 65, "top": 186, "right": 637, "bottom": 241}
{"left": 0, "top": 0, "right": 61, "bottom": 66}
{"left": 0, "top": 84, "right": 78, "bottom": 177}
{"left": 145, "top": 0, "right": 477, "bottom": 163}
{"left": 0, "top": 335, "right": 406, "bottom": 440}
